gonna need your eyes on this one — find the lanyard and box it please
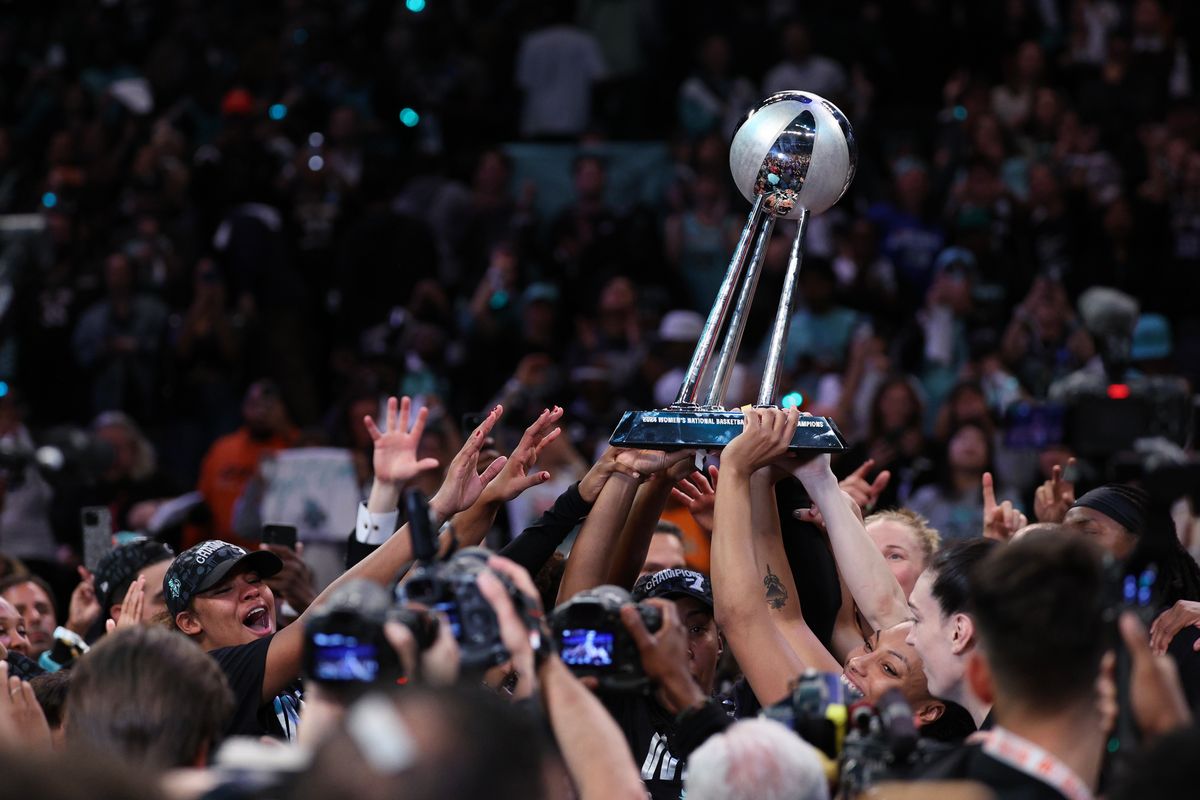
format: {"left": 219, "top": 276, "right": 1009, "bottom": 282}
{"left": 969, "top": 727, "right": 1095, "bottom": 800}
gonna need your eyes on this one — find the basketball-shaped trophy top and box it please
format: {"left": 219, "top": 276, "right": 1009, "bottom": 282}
{"left": 729, "top": 91, "right": 857, "bottom": 217}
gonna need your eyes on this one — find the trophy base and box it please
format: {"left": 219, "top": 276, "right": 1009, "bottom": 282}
{"left": 608, "top": 407, "right": 848, "bottom": 452}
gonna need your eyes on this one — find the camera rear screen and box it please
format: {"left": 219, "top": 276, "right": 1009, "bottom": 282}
{"left": 311, "top": 633, "right": 380, "bottom": 682}
{"left": 559, "top": 628, "right": 615, "bottom": 667}
{"left": 434, "top": 602, "right": 462, "bottom": 639}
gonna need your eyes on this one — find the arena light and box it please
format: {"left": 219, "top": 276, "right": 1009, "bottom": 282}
{"left": 781, "top": 391, "right": 804, "bottom": 409}
{"left": 1106, "top": 383, "right": 1131, "bottom": 400}
{"left": 399, "top": 107, "right": 420, "bottom": 127}
{"left": 269, "top": 103, "right": 287, "bottom": 121}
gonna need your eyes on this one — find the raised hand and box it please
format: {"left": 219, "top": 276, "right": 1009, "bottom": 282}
{"left": 477, "top": 555, "right": 544, "bottom": 700}
{"left": 1119, "top": 612, "right": 1193, "bottom": 738}
{"left": 0, "top": 662, "right": 51, "bottom": 751}
{"left": 839, "top": 458, "right": 892, "bottom": 513}
{"left": 577, "top": 447, "right": 643, "bottom": 504}
{"left": 66, "top": 566, "right": 101, "bottom": 636}
{"left": 722, "top": 407, "right": 800, "bottom": 475}
{"left": 107, "top": 575, "right": 146, "bottom": 633}
{"left": 982, "top": 472, "right": 1027, "bottom": 542}
{"left": 1033, "top": 458, "right": 1076, "bottom": 523}
{"left": 615, "top": 448, "right": 695, "bottom": 479}
{"left": 429, "top": 406, "right": 508, "bottom": 520}
{"left": 1150, "top": 600, "right": 1200, "bottom": 655}
{"left": 671, "top": 466, "right": 718, "bottom": 533}
{"left": 364, "top": 396, "right": 442, "bottom": 486}
{"left": 262, "top": 543, "right": 317, "bottom": 614}
{"left": 483, "top": 406, "right": 564, "bottom": 503}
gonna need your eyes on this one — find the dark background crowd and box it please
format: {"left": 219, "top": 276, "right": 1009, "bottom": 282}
{"left": 1, "top": 0, "right": 1198, "bottom": 607}
{"left": 1, "top": 3, "right": 1200, "bottom": 800}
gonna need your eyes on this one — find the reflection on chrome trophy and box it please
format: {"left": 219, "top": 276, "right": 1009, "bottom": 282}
{"left": 610, "top": 91, "right": 855, "bottom": 452}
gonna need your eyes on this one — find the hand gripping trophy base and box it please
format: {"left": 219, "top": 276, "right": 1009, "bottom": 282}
{"left": 609, "top": 406, "right": 848, "bottom": 453}
{"left": 608, "top": 90, "right": 856, "bottom": 455}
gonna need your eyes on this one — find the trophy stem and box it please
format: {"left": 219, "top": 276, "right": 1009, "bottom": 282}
{"left": 675, "top": 195, "right": 765, "bottom": 406}
{"left": 704, "top": 211, "right": 776, "bottom": 407}
{"left": 757, "top": 207, "right": 809, "bottom": 407}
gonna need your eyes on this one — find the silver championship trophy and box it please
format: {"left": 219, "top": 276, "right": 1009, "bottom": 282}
{"left": 610, "top": 91, "right": 856, "bottom": 452}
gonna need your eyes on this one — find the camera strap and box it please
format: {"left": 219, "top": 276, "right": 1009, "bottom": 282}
{"left": 969, "top": 727, "right": 1094, "bottom": 800}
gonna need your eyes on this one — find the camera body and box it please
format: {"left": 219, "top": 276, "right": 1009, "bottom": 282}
{"left": 399, "top": 546, "right": 526, "bottom": 670}
{"left": 548, "top": 585, "right": 662, "bottom": 692}
{"left": 302, "top": 580, "right": 440, "bottom": 699}
{"left": 762, "top": 670, "right": 853, "bottom": 760}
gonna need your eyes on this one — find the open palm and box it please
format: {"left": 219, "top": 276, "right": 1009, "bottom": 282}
{"left": 430, "top": 406, "right": 509, "bottom": 519}
{"left": 364, "top": 396, "right": 441, "bottom": 485}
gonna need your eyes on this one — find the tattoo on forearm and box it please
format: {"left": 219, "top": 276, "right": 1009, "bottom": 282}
{"left": 764, "top": 564, "right": 788, "bottom": 609}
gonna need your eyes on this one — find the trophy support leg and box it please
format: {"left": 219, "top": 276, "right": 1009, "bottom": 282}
{"left": 757, "top": 207, "right": 810, "bottom": 407}
{"left": 675, "top": 196, "right": 765, "bottom": 406}
{"left": 704, "top": 211, "right": 776, "bottom": 407}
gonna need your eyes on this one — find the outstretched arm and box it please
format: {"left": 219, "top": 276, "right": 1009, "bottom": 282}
{"left": 784, "top": 449, "right": 908, "bottom": 631}
{"left": 605, "top": 450, "right": 695, "bottom": 590}
{"left": 452, "top": 406, "right": 564, "bottom": 544}
{"left": 263, "top": 405, "right": 506, "bottom": 701}
{"left": 556, "top": 470, "right": 640, "bottom": 604}
{"left": 713, "top": 409, "right": 839, "bottom": 707}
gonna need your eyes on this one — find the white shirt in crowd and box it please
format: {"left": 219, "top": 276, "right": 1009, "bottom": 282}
{"left": 515, "top": 24, "right": 608, "bottom": 138}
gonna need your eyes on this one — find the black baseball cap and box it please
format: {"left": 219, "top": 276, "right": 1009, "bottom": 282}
{"left": 163, "top": 540, "right": 283, "bottom": 619}
{"left": 632, "top": 568, "right": 713, "bottom": 609}
{"left": 94, "top": 539, "right": 175, "bottom": 613}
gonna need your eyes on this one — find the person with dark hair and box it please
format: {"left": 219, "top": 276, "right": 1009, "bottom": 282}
{"left": 92, "top": 539, "right": 175, "bottom": 627}
{"left": 905, "top": 538, "right": 1000, "bottom": 729}
{"left": 922, "top": 529, "right": 1108, "bottom": 798}
{"left": 640, "top": 521, "right": 688, "bottom": 578}
{"left": 0, "top": 574, "right": 58, "bottom": 655}
{"left": 908, "top": 421, "right": 1017, "bottom": 541}
{"left": 29, "top": 670, "right": 70, "bottom": 746}
{"left": 65, "top": 626, "right": 232, "bottom": 770}
{"left": 192, "top": 379, "right": 298, "bottom": 548}
{"left": 167, "top": 398, "right": 504, "bottom": 741}
{"left": 1064, "top": 483, "right": 1148, "bottom": 560}
{"left": 296, "top": 687, "right": 554, "bottom": 800}
{"left": 0, "top": 595, "right": 33, "bottom": 657}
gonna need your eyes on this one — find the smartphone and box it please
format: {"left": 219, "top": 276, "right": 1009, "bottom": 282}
{"left": 1104, "top": 559, "right": 1161, "bottom": 765}
{"left": 262, "top": 524, "right": 298, "bottom": 550}
{"left": 81, "top": 506, "right": 114, "bottom": 571}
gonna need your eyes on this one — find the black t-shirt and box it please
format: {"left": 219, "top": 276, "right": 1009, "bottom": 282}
{"left": 915, "top": 742, "right": 1071, "bottom": 800}
{"left": 604, "top": 687, "right": 745, "bottom": 800}
{"left": 210, "top": 635, "right": 303, "bottom": 740}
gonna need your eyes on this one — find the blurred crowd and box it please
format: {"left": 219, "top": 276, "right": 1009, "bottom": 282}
{"left": 0, "top": 0, "right": 1198, "bottom": 586}
{"left": 0, "top": 4, "right": 1199, "bottom": 798}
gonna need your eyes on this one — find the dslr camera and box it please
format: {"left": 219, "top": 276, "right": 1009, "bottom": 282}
{"left": 396, "top": 490, "right": 536, "bottom": 671}
{"left": 302, "top": 579, "right": 438, "bottom": 699}
{"left": 548, "top": 585, "right": 662, "bottom": 692}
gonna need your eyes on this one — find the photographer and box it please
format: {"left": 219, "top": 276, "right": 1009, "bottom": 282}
{"left": 164, "top": 399, "right": 506, "bottom": 739}
{"left": 596, "top": 568, "right": 731, "bottom": 800}
{"left": 301, "top": 552, "right": 644, "bottom": 800}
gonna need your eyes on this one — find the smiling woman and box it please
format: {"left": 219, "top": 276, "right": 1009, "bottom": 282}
{"left": 864, "top": 509, "right": 940, "bottom": 599}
